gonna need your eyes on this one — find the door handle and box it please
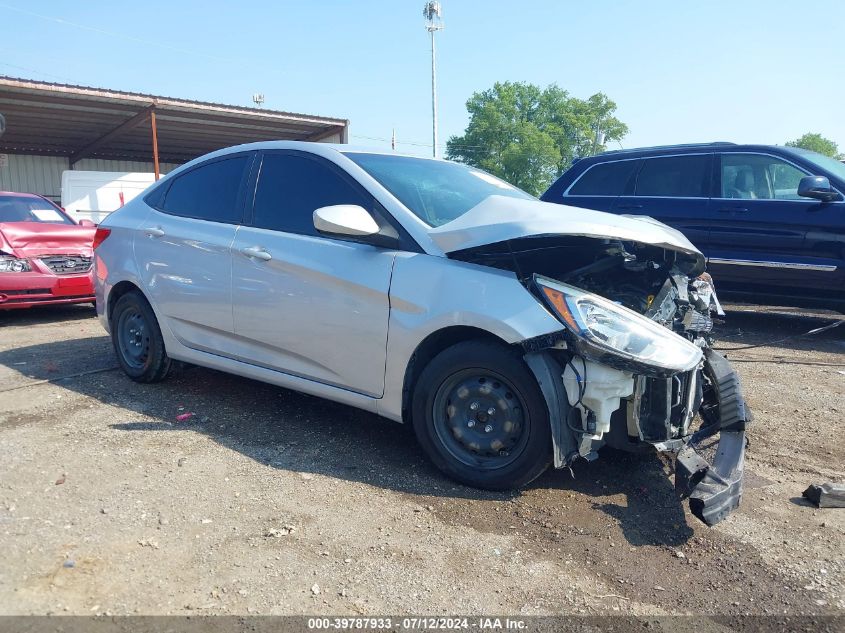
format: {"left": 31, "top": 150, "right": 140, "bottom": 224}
{"left": 617, "top": 204, "right": 643, "bottom": 210}
{"left": 240, "top": 246, "right": 272, "bottom": 261}
{"left": 143, "top": 226, "right": 165, "bottom": 237}
{"left": 716, "top": 207, "right": 749, "bottom": 213}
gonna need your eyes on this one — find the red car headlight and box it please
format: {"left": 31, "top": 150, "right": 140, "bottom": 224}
{"left": 0, "top": 256, "right": 31, "bottom": 273}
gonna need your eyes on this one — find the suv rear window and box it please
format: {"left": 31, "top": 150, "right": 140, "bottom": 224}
{"left": 635, "top": 155, "right": 710, "bottom": 198}
{"left": 568, "top": 160, "right": 638, "bottom": 196}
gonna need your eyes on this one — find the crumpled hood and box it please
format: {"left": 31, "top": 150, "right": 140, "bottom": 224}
{"left": 428, "top": 195, "right": 705, "bottom": 271}
{"left": 0, "top": 222, "right": 95, "bottom": 257}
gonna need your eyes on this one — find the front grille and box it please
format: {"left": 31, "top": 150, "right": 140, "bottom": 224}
{"left": 39, "top": 255, "right": 93, "bottom": 275}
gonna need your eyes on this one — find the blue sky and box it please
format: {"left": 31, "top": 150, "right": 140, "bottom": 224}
{"left": 1, "top": 1, "right": 843, "bottom": 156}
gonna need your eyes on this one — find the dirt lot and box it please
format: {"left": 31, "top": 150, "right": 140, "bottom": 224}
{"left": 0, "top": 303, "right": 843, "bottom": 617}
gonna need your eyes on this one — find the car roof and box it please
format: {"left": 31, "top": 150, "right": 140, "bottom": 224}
{"left": 158, "top": 141, "right": 448, "bottom": 181}
{"left": 0, "top": 191, "right": 46, "bottom": 198}
{"left": 578, "top": 142, "right": 812, "bottom": 164}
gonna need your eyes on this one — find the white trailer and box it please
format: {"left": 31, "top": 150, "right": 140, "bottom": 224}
{"left": 61, "top": 171, "right": 157, "bottom": 223}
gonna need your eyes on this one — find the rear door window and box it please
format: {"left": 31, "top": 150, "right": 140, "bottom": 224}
{"left": 635, "top": 155, "right": 711, "bottom": 198}
{"left": 160, "top": 155, "right": 250, "bottom": 223}
{"left": 568, "top": 160, "right": 638, "bottom": 196}
{"left": 251, "top": 153, "right": 371, "bottom": 236}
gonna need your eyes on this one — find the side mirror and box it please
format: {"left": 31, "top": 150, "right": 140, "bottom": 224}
{"left": 78, "top": 219, "right": 97, "bottom": 227}
{"left": 313, "top": 205, "right": 379, "bottom": 237}
{"left": 797, "top": 176, "right": 842, "bottom": 202}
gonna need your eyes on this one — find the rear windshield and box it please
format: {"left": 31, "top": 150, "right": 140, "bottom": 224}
{"left": 344, "top": 152, "right": 534, "bottom": 227}
{"left": 0, "top": 195, "right": 73, "bottom": 225}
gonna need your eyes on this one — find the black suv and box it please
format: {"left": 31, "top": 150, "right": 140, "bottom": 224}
{"left": 542, "top": 143, "right": 845, "bottom": 311}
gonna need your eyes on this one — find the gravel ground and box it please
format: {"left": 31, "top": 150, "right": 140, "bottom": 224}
{"left": 0, "top": 303, "right": 842, "bottom": 617}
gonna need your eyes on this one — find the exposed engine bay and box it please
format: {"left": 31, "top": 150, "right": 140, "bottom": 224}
{"left": 452, "top": 235, "right": 750, "bottom": 525}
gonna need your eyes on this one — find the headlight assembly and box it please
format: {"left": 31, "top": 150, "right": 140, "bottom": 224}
{"left": 535, "top": 275, "right": 702, "bottom": 374}
{"left": 0, "top": 256, "right": 31, "bottom": 273}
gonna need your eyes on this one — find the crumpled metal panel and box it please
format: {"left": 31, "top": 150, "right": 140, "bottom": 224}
{"left": 427, "top": 194, "right": 706, "bottom": 274}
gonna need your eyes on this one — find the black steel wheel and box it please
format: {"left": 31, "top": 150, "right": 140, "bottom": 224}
{"left": 110, "top": 290, "right": 172, "bottom": 383}
{"left": 412, "top": 340, "right": 552, "bottom": 490}
{"left": 432, "top": 369, "right": 529, "bottom": 470}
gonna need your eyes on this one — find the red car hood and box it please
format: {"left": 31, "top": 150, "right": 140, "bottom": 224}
{"left": 0, "top": 222, "right": 95, "bottom": 257}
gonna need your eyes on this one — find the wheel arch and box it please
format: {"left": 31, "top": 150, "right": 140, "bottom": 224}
{"left": 400, "top": 325, "right": 512, "bottom": 423}
{"left": 107, "top": 280, "right": 146, "bottom": 325}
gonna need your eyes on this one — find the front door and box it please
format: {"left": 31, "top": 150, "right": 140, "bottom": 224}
{"left": 706, "top": 152, "right": 843, "bottom": 294}
{"left": 231, "top": 151, "right": 395, "bottom": 398}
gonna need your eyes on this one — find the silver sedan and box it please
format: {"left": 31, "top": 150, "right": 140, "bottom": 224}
{"left": 94, "top": 142, "right": 748, "bottom": 525}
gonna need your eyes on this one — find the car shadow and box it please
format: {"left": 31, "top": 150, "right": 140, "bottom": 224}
{"left": 1, "top": 333, "right": 695, "bottom": 546}
{"left": 0, "top": 303, "right": 97, "bottom": 327}
{"left": 532, "top": 449, "right": 694, "bottom": 546}
{"left": 715, "top": 307, "right": 845, "bottom": 357}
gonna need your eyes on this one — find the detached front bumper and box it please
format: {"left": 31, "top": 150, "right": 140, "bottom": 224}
{"left": 526, "top": 344, "right": 749, "bottom": 527}
{"left": 675, "top": 349, "right": 749, "bottom": 526}
{"left": 0, "top": 270, "right": 95, "bottom": 309}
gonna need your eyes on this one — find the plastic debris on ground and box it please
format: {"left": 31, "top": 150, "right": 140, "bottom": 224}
{"left": 803, "top": 483, "right": 845, "bottom": 508}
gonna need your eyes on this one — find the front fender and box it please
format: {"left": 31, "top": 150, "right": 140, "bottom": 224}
{"left": 378, "top": 253, "right": 564, "bottom": 421}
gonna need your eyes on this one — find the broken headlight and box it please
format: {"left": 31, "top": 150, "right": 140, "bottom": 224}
{"left": 535, "top": 276, "right": 702, "bottom": 373}
{"left": 0, "top": 256, "right": 31, "bottom": 273}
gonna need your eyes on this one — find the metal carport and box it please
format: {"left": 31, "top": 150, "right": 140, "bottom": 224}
{"left": 0, "top": 76, "right": 348, "bottom": 191}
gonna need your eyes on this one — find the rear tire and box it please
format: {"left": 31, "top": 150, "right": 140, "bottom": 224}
{"left": 110, "top": 290, "right": 172, "bottom": 383}
{"left": 411, "top": 340, "right": 552, "bottom": 490}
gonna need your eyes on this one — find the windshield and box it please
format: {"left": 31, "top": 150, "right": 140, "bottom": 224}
{"left": 790, "top": 148, "right": 845, "bottom": 182}
{"left": 344, "top": 153, "right": 535, "bottom": 227}
{"left": 0, "top": 195, "right": 73, "bottom": 225}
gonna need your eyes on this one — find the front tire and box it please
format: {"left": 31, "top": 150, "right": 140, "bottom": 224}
{"left": 411, "top": 340, "right": 552, "bottom": 490}
{"left": 110, "top": 290, "right": 172, "bottom": 383}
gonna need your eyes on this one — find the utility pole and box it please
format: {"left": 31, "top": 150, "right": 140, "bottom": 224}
{"left": 423, "top": 2, "right": 444, "bottom": 158}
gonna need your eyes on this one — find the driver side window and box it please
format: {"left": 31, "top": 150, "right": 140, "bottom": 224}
{"left": 720, "top": 154, "right": 808, "bottom": 200}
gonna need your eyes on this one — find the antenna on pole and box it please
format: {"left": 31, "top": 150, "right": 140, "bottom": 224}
{"left": 423, "top": 1, "right": 444, "bottom": 158}
{"left": 252, "top": 93, "right": 265, "bottom": 108}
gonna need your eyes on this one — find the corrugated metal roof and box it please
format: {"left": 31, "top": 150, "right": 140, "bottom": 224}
{"left": 0, "top": 76, "right": 349, "bottom": 164}
{"left": 0, "top": 75, "right": 347, "bottom": 124}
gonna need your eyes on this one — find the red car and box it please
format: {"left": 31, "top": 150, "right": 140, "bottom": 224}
{"left": 0, "top": 191, "right": 97, "bottom": 310}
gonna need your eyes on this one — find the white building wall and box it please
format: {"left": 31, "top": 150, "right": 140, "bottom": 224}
{"left": 0, "top": 153, "right": 180, "bottom": 202}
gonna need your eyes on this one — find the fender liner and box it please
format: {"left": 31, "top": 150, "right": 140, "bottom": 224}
{"left": 524, "top": 351, "right": 578, "bottom": 468}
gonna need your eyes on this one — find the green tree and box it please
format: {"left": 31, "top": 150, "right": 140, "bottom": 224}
{"left": 446, "top": 82, "right": 628, "bottom": 195}
{"left": 785, "top": 132, "right": 841, "bottom": 159}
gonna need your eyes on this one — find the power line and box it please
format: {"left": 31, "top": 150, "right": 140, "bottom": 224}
{"left": 0, "top": 2, "right": 250, "bottom": 66}
{"left": 0, "top": 61, "right": 77, "bottom": 83}
{"left": 351, "top": 133, "right": 487, "bottom": 151}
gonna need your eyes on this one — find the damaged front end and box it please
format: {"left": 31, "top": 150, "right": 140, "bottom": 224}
{"left": 454, "top": 236, "right": 749, "bottom": 526}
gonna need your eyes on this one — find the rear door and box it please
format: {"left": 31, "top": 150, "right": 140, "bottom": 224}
{"left": 231, "top": 151, "right": 396, "bottom": 397}
{"left": 706, "top": 152, "right": 842, "bottom": 293}
{"left": 136, "top": 152, "right": 254, "bottom": 352}
{"left": 612, "top": 153, "right": 713, "bottom": 251}
{"left": 557, "top": 158, "right": 640, "bottom": 212}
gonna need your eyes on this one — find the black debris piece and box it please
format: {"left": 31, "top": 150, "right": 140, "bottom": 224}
{"left": 803, "top": 483, "right": 845, "bottom": 508}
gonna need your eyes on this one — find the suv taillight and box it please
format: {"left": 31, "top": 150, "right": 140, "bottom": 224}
{"left": 93, "top": 228, "right": 111, "bottom": 250}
